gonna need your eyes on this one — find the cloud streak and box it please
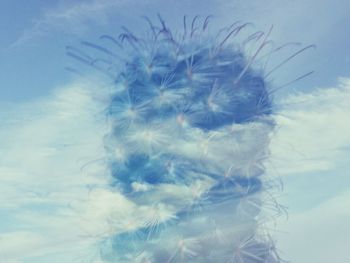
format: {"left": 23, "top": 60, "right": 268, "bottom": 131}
{"left": 8, "top": 0, "right": 130, "bottom": 49}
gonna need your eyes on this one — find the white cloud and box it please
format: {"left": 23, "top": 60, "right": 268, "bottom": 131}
{"left": 268, "top": 78, "right": 350, "bottom": 176}
{"left": 0, "top": 81, "right": 135, "bottom": 262}
{"left": 0, "top": 232, "right": 46, "bottom": 262}
{"left": 269, "top": 78, "right": 350, "bottom": 262}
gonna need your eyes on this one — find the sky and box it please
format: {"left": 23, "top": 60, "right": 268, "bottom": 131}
{"left": 0, "top": 0, "right": 350, "bottom": 262}
{"left": 1, "top": 0, "right": 350, "bottom": 103}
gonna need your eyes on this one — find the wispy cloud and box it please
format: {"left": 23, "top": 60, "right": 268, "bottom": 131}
{"left": 270, "top": 78, "right": 350, "bottom": 263}
{"left": 269, "top": 78, "right": 350, "bottom": 176}
{"left": 8, "top": 0, "right": 130, "bottom": 49}
{"left": 0, "top": 81, "right": 134, "bottom": 262}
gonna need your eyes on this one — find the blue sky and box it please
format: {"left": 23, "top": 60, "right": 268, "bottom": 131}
{"left": 0, "top": 0, "right": 350, "bottom": 262}
{"left": 1, "top": 0, "right": 350, "bottom": 102}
